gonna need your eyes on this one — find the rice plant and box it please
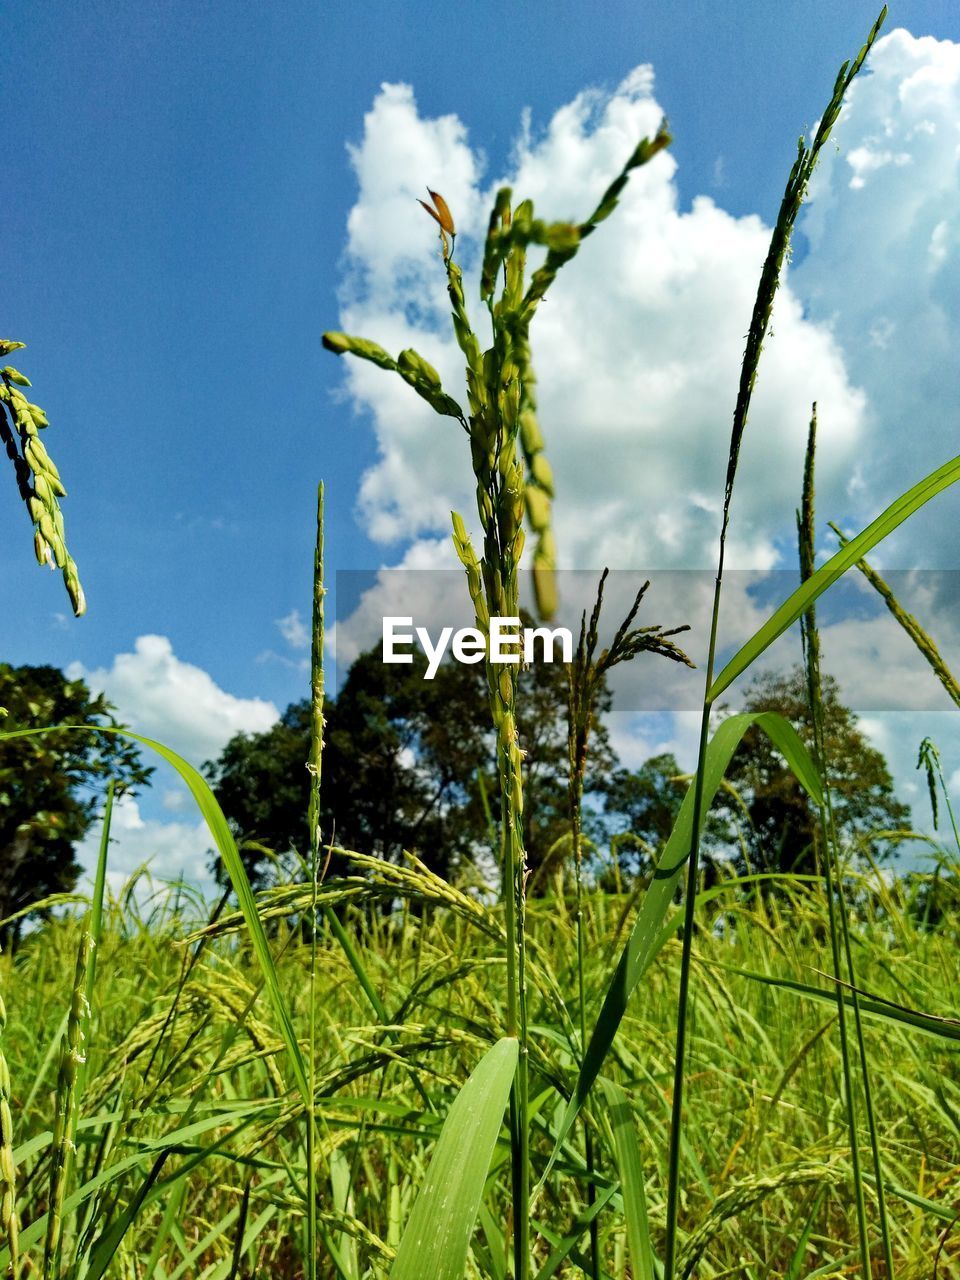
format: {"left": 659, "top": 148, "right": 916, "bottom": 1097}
{"left": 4, "top": 6, "right": 960, "bottom": 1277}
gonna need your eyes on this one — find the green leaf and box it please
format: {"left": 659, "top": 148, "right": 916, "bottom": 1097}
{"left": 0, "top": 725, "right": 309, "bottom": 1104}
{"left": 538, "top": 710, "right": 821, "bottom": 1188}
{"left": 709, "top": 452, "right": 960, "bottom": 700}
{"left": 533, "top": 1182, "right": 620, "bottom": 1280}
{"left": 725, "top": 965, "right": 960, "bottom": 1044}
{"left": 600, "top": 1078, "right": 656, "bottom": 1280}
{"left": 389, "top": 1037, "right": 518, "bottom": 1280}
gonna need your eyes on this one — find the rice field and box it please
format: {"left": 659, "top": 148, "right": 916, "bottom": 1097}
{"left": 1, "top": 861, "right": 959, "bottom": 1278}
{"left": 4, "top": 5, "right": 960, "bottom": 1277}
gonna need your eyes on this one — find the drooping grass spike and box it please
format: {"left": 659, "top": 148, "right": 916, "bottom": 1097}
{"left": 0, "top": 342, "right": 85, "bottom": 616}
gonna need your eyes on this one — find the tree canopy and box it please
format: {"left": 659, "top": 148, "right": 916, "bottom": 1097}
{"left": 601, "top": 666, "right": 910, "bottom": 884}
{"left": 208, "top": 647, "right": 910, "bottom": 892}
{"left": 0, "top": 663, "right": 151, "bottom": 943}
{"left": 205, "top": 635, "right": 614, "bottom": 889}
{"left": 715, "top": 665, "right": 909, "bottom": 876}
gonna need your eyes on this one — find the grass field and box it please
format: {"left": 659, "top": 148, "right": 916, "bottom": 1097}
{"left": 5, "top": 5, "right": 960, "bottom": 1277}
{"left": 1, "top": 859, "right": 958, "bottom": 1278}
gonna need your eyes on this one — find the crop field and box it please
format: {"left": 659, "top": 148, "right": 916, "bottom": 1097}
{"left": 1, "top": 858, "right": 959, "bottom": 1278}
{"left": 3, "top": 4, "right": 960, "bottom": 1278}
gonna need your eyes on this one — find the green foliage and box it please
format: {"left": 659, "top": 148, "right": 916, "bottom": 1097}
{"left": 716, "top": 665, "right": 910, "bottom": 877}
{"left": 0, "top": 866, "right": 956, "bottom": 1277}
{"left": 389, "top": 1037, "right": 517, "bottom": 1280}
{"left": 206, "top": 633, "right": 617, "bottom": 887}
{"left": 0, "top": 665, "right": 150, "bottom": 942}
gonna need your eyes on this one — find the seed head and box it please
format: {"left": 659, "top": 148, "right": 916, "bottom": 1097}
{"left": 418, "top": 188, "right": 455, "bottom": 237}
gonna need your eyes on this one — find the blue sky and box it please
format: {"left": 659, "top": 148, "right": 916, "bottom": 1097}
{"left": 5, "top": 1, "right": 960, "bottom": 885}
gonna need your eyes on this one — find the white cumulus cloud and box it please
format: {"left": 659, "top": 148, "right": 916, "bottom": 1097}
{"left": 69, "top": 634, "right": 278, "bottom": 767}
{"left": 75, "top": 793, "right": 216, "bottom": 897}
{"left": 796, "top": 27, "right": 960, "bottom": 568}
{"left": 333, "top": 65, "right": 866, "bottom": 575}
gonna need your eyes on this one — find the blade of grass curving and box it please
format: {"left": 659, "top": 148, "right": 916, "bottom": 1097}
{"left": 709, "top": 451, "right": 960, "bottom": 701}
{"left": 538, "top": 710, "right": 821, "bottom": 1190}
{"left": 0, "top": 724, "right": 309, "bottom": 1104}
{"left": 783, "top": 1187, "right": 827, "bottom": 1280}
{"left": 717, "top": 965, "right": 960, "bottom": 1043}
{"left": 599, "top": 1078, "right": 655, "bottom": 1280}
{"left": 389, "top": 1037, "right": 517, "bottom": 1280}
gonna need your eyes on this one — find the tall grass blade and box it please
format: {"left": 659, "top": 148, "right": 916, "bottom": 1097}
{"left": 540, "top": 710, "right": 821, "bottom": 1184}
{"left": 389, "top": 1036, "right": 518, "bottom": 1280}
{"left": 709, "top": 451, "right": 960, "bottom": 700}
{"left": 599, "top": 1078, "right": 655, "bottom": 1280}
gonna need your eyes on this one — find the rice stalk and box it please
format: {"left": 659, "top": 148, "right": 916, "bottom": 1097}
{"left": 306, "top": 481, "right": 325, "bottom": 1280}
{"left": 0, "top": 992, "right": 19, "bottom": 1280}
{"left": 827, "top": 520, "right": 960, "bottom": 711}
{"left": 0, "top": 340, "right": 85, "bottom": 616}
{"left": 566, "top": 571, "right": 692, "bottom": 1273}
{"left": 326, "top": 130, "right": 674, "bottom": 1273}
{"left": 917, "top": 736, "right": 960, "bottom": 862}
{"left": 662, "top": 14, "right": 886, "bottom": 1277}
{"left": 675, "top": 1160, "right": 843, "bottom": 1278}
{"left": 798, "top": 405, "right": 873, "bottom": 1272}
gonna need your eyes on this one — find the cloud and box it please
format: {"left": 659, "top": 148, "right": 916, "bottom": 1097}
{"left": 276, "top": 609, "right": 310, "bottom": 650}
{"left": 334, "top": 65, "right": 866, "bottom": 574}
{"left": 75, "top": 793, "right": 216, "bottom": 896}
{"left": 325, "top": 34, "right": 960, "bottom": 855}
{"left": 795, "top": 27, "right": 960, "bottom": 568}
{"left": 69, "top": 634, "right": 278, "bottom": 767}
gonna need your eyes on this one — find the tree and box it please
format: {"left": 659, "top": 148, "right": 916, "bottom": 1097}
{"left": 602, "top": 753, "right": 686, "bottom": 879}
{"left": 601, "top": 752, "right": 730, "bottom": 884}
{"left": 206, "top": 644, "right": 490, "bottom": 888}
{"left": 714, "top": 665, "right": 909, "bottom": 877}
{"left": 205, "top": 631, "right": 615, "bottom": 889}
{"left": 0, "top": 664, "right": 151, "bottom": 944}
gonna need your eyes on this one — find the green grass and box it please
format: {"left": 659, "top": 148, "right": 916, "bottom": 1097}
{"left": 7, "top": 7, "right": 960, "bottom": 1277}
{"left": 1, "top": 864, "right": 958, "bottom": 1277}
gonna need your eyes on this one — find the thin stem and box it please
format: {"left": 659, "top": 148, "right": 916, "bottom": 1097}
{"left": 803, "top": 409, "right": 891, "bottom": 1275}
{"left": 663, "top": 575, "right": 721, "bottom": 1280}
{"left": 660, "top": 20, "right": 884, "bottom": 1272}
{"left": 306, "top": 481, "right": 325, "bottom": 1280}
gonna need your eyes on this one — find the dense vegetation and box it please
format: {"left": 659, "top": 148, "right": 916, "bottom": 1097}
{"left": 1, "top": 860, "right": 958, "bottom": 1277}
{"left": 5, "top": 6, "right": 960, "bottom": 1278}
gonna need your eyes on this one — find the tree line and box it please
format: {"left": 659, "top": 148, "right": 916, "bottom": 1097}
{"left": 0, "top": 640, "right": 911, "bottom": 940}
